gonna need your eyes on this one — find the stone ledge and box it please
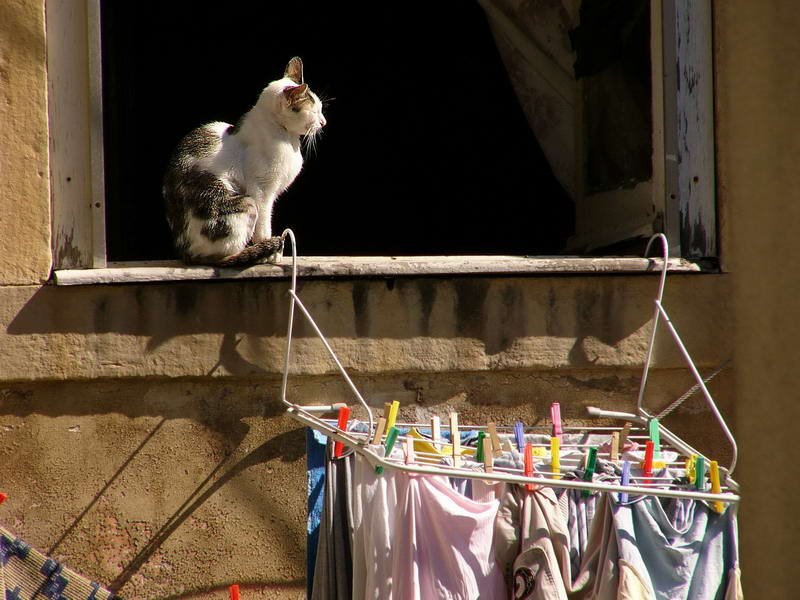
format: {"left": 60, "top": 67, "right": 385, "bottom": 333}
{"left": 52, "top": 256, "right": 702, "bottom": 286}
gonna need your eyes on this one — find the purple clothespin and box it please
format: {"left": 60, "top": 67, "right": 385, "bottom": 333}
{"left": 514, "top": 421, "right": 525, "bottom": 452}
{"left": 620, "top": 460, "right": 632, "bottom": 503}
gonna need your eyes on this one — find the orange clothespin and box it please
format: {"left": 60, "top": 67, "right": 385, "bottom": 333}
{"left": 229, "top": 584, "right": 240, "bottom": 600}
{"left": 333, "top": 405, "right": 350, "bottom": 458}
{"left": 524, "top": 443, "right": 536, "bottom": 491}
{"left": 643, "top": 440, "right": 654, "bottom": 483}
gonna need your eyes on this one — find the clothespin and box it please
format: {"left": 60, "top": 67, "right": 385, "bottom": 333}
{"left": 550, "top": 437, "right": 561, "bottom": 479}
{"left": 501, "top": 437, "right": 515, "bottom": 452}
{"left": 487, "top": 422, "right": 503, "bottom": 457}
{"left": 685, "top": 454, "right": 697, "bottom": 484}
{"left": 524, "top": 443, "right": 536, "bottom": 491}
{"left": 648, "top": 418, "right": 661, "bottom": 459}
{"left": 620, "top": 461, "right": 631, "bottom": 503}
{"left": 385, "top": 400, "right": 400, "bottom": 432}
{"left": 405, "top": 436, "right": 415, "bottom": 465}
{"left": 619, "top": 422, "right": 632, "bottom": 448}
{"left": 610, "top": 432, "right": 620, "bottom": 462}
{"left": 371, "top": 417, "right": 387, "bottom": 445}
{"left": 581, "top": 447, "right": 598, "bottom": 498}
{"left": 550, "top": 402, "right": 563, "bottom": 439}
{"left": 333, "top": 406, "right": 351, "bottom": 458}
{"left": 450, "top": 412, "right": 462, "bottom": 468}
{"left": 229, "top": 584, "right": 240, "bottom": 600}
{"left": 482, "top": 437, "right": 494, "bottom": 474}
{"left": 695, "top": 456, "right": 706, "bottom": 491}
{"left": 0, "top": 492, "right": 7, "bottom": 506}
{"left": 514, "top": 421, "right": 525, "bottom": 452}
{"left": 709, "top": 460, "right": 724, "bottom": 513}
{"left": 476, "top": 431, "right": 487, "bottom": 462}
{"left": 642, "top": 440, "right": 654, "bottom": 483}
{"left": 376, "top": 426, "right": 400, "bottom": 474}
{"left": 431, "top": 415, "right": 442, "bottom": 446}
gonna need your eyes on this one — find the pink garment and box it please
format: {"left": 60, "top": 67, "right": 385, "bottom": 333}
{"left": 392, "top": 474, "right": 507, "bottom": 600}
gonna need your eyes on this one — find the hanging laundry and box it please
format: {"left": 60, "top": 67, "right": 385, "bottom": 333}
{"left": 0, "top": 526, "right": 118, "bottom": 600}
{"left": 310, "top": 442, "right": 355, "bottom": 600}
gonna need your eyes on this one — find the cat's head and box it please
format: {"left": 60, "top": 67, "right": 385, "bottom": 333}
{"left": 260, "top": 57, "right": 326, "bottom": 138}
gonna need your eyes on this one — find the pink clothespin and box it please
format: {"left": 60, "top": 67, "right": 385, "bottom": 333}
{"left": 550, "top": 402, "right": 563, "bottom": 439}
{"left": 333, "top": 406, "right": 350, "bottom": 458}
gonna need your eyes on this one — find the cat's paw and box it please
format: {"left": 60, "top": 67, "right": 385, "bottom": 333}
{"left": 264, "top": 236, "right": 284, "bottom": 263}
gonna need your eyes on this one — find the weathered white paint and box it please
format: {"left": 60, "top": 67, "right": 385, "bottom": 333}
{"left": 663, "top": 0, "right": 717, "bottom": 258}
{"left": 46, "top": 0, "right": 94, "bottom": 269}
{"left": 52, "top": 255, "right": 701, "bottom": 285}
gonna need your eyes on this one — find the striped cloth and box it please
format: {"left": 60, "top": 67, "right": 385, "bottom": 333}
{"left": 1, "top": 526, "right": 119, "bottom": 600}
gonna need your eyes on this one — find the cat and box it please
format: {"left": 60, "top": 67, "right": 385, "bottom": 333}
{"left": 163, "top": 57, "right": 326, "bottom": 267}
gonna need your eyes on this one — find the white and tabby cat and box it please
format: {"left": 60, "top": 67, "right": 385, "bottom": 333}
{"left": 163, "top": 57, "right": 326, "bottom": 266}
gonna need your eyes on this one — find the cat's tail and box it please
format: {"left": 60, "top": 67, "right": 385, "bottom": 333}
{"left": 214, "top": 237, "right": 284, "bottom": 268}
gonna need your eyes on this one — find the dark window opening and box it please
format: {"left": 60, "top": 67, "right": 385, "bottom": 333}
{"left": 100, "top": 1, "right": 652, "bottom": 262}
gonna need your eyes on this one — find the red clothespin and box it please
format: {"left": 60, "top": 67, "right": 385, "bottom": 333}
{"left": 550, "top": 402, "right": 563, "bottom": 439}
{"left": 524, "top": 443, "right": 536, "bottom": 491}
{"left": 333, "top": 406, "right": 351, "bottom": 458}
{"left": 229, "top": 584, "right": 240, "bottom": 600}
{"left": 643, "top": 440, "right": 654, "bottom": 483}
{"left": 0, "top": 492, "right": 7, "bottom": 505}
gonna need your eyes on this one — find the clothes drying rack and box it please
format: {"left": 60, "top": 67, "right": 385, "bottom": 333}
{"left": 277, "top": 230, "right": 740, "bottom": 505}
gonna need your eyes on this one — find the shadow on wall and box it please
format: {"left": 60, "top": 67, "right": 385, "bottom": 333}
{"left": 6, "top": 276, "right": 656, "bottom": 362}
{"left": 0, "top": 382, "right": 310, "bottom": 597}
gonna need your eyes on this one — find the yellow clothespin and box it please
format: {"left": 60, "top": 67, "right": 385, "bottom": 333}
{"left": 385, "top": 400, "right": 400, "bottom": 432}
{"left": 449, "top": 412, "right": 461, "bottom": 468}
{"left": 487, "top": 422, "right": 503, "bottom": 457}
{"left": 685, "top": 454, "right": 697, "bottom": 484}
{"left": 371, "top": 417, "right": 387, "bottom": 445}
{"left": 550, "top": 436, "right": 561, "bottom": 479}
{"left": 709, "top": 460, "right": 724, "bottom": 513}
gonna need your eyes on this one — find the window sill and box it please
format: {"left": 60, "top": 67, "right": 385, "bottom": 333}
{"left": 51, "top": 255, "right": 705, "bottom": 286}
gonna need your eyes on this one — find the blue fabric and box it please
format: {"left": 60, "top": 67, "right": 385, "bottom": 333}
{"left": 306, "top": 428, "right": 327, "bottom": 598}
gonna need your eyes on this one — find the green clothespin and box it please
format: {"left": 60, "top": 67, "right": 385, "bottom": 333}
{"left": 695, "top": 455, "right": 706, "bottom": 490}
{"left": 582, "top": 447, "right": 598, "bottom": 498}
{"left": 476, "top": 431, "right": 486, "bottom": 463}
{"left": 376, "top": 426, "right": 400, "bottom": 474}
{"left": 649, "top": 418, "right": 661, "bottom": 459}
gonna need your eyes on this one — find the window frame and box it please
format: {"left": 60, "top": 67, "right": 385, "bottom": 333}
{"left": 46, "top": 0, "right": 717, "bottom": 281}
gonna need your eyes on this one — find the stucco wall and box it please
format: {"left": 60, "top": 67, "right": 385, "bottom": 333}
{"left": 0, "top": 0, "right": 746, "bottom": 598}
{"left": 716, "top": 2, "right": 800, "bottom": 598}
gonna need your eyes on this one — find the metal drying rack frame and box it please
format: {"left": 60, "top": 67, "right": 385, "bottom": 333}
{"left": 277, "top": 229, "right": 740, "bottom": 504}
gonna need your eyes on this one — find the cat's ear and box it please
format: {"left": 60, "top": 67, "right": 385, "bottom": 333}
{"left": 284, "top": 57, "right": 304, "bottom": 84}
{"left": 283, "top": 83, "right": 309, "bottom": 105}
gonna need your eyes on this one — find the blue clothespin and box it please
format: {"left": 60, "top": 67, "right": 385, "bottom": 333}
{"left": 514, "top": 421, "right": 525, "bottom": 452}
{"left": 620, "top": 460, "right": 632, "bottom": 503}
